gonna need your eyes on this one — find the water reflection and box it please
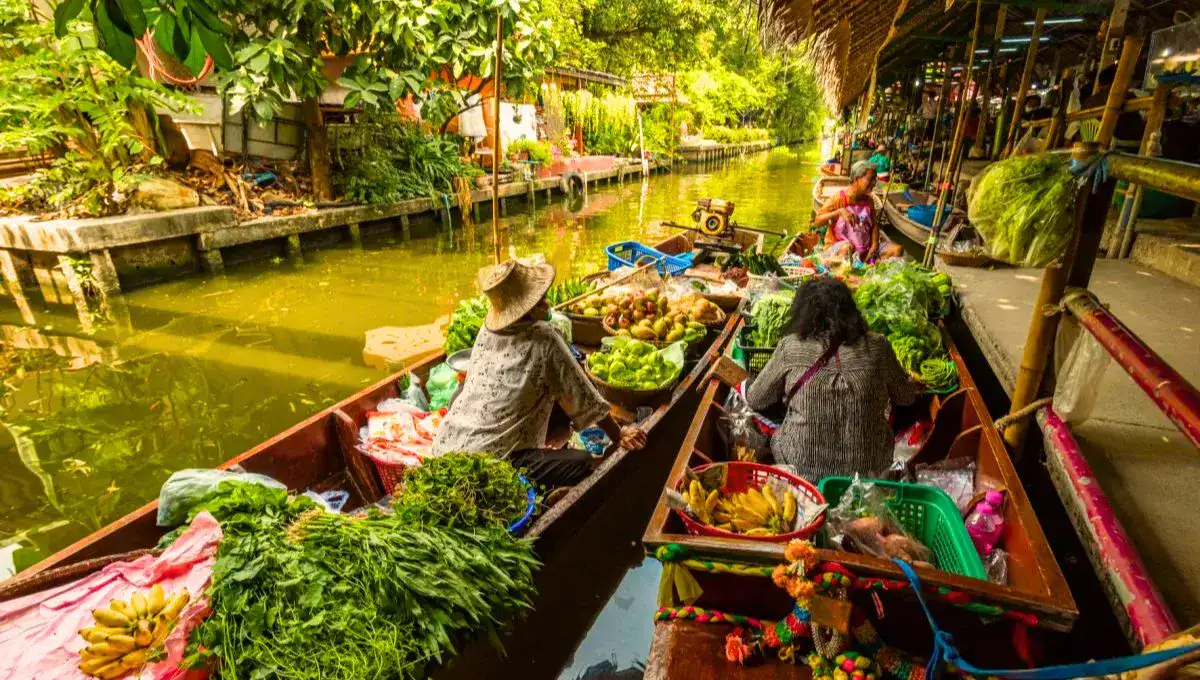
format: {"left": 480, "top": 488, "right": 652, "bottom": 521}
{"left": 0, "top": 146, "right": 820, "bottom": 575}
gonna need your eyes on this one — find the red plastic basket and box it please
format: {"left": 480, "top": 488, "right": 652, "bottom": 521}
{"left": 674, "top": 462, "right": 826, "bottom": 543}
{"left": 361, "top": 448, "right": 421, "bottom": 495}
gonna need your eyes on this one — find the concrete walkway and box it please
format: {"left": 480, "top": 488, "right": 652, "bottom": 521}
{"left": 941, "top": 259, "right": 1200, "bottom": 625}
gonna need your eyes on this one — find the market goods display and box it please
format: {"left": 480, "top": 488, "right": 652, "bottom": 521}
{"left": 546, "top": 278, "right": 596, "bottom": 307}
{"left": 177, "top": 482, "right": 538, "bottom": 680}
{"left": 586, "top": 337, "right": 684, "bottom": 391}
{"left": 78, "top": 585, "right": 190, "bottom": 678}
{"left": 722, "top": 250, "right": 786, "bottom": 277}
{"left": 918, "top": 357, "right": 958, "bottom": 392}
{"left": 826, "top": 477, "right": 935, "bottom": 568}
{"left": 967, "top": 153, "right": 1077, "bottom": 268}
{"left": 599, "top": 290, "right": 719, "bottom": 345}
{"left": 852, "top": 261, "right": 957, "bottom": 389}
{"left": 682, "top": 479, "right": 797, "bottom": 536}
{"left": 393, "top": 452, "right": 529, "bottom": 530}
{"left": 443, "top": 296, "right": 488, "bottom": 353}
{"left": 747, "top": 290, "right": 794, "bottom": 349}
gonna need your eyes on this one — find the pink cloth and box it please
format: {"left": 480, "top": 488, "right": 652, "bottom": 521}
{"left": 0, "top": 512, "right": 223, "bottom": 680}
{"left": 831, "top": 192, "right": 875, "bottom": 258}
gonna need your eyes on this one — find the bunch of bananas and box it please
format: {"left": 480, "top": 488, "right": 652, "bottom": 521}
{"left": 78, "top": 585, "right": 190, "bottom": 678}
{"left": 682, "top": 480, "right": 797, "bottom": 537}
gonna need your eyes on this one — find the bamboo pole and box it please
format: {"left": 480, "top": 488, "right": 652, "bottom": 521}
{"left": 490, "top": 10, "right": 504, "bottom": 264}
{"left": 970, "top": 4, "right": 1006, "bottom": 159}
{"left": 1002, "top": 8, "right": 1046, "bottom": 157}
{"left": 552, "top": 259, "right": 662, "bottom": 311}
{"left": 1044, "top": 71, "right": 1074, "bottom": 150}
{"left": 1113, "top": 80, "right": 1169, "bottom": 259}
{"left": 923, "top": 53, "right": 955, "bottom": 189}
{"left": 924, "top": 0, "right": 983, "bottom": 266}
{"left": 1094, "top": 0, "right": 1130, "bottom": 94}
{"left": 1002, "top": 31, "right": 1144, "bottom": 450}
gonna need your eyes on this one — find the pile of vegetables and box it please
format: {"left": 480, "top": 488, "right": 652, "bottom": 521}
{"left": 587, "top": 337, "right": 683, "bottom": 391}
{"left": 852, "top": 261, "right": 957, "bottom": 389}
{"left": 967, "top": 153, "right": 1078, "bottom": 267}
{"left": 175, "top": 481, "right": 538, "bottom": 680}
{"left": 747, "top": 291, "right": 794, "bottom": 349}
{"left": 722, "top": 251, "right": 786, "bottom": 276}
{"left": 566, "top": 287, "right": 718, "bottom": 344}
{"left": 393, "top": 452, "right": 529, "bottom": 530}
{"left": 444, "top": 296, "right": 489, "bottom": 353}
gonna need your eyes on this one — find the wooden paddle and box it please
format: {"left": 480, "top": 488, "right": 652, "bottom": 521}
{"left": 552, "top": 258, "right": 663, "bottom": 311}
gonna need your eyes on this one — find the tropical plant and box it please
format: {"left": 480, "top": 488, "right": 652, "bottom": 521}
{"left": 506, "top": 138, "right": 552, "bottom": 164}
{"left": 331, "top": 112, "right": 481, "bottom": 204}
{"left": 0, "top": 0, "right": 193, "bottom": 216}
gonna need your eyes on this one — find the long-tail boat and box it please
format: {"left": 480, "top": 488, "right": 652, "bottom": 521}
{"left": 0, "top": 231, "right": 752, "bottom": 596}
{"left": 880, "top": 188, "right": 963, "bottom": 246}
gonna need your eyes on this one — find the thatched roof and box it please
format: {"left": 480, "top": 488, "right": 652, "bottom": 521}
{"left": 767, "top": 0, "right": 1200, "bottom": 111}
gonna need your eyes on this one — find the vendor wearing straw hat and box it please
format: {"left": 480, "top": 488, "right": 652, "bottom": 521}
{"left": 432, "top": 259, "right": 647, "bottom": 487}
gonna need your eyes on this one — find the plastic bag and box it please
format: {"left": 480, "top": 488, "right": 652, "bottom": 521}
{"left": 721, "top": 387, "right": 773, "bottom": 463}
{"left": 1053, "top": 319, "right": 1111, "bottom": 425}
{"left": 397, "top": 373, "right": 429, "bottom": 411}
{"left": 914, "top": 457, "right": 977, "bottom": 514}
{"left": 967, "top": 153, "right": 1078, "bottom": 268}
{"left": 157, "top": 468, "right": 285, "bottom": 526}
{"left": 548, "top": 310, "right": 573, "bottom": 344}
{"left": 826, "top": 476, "right": 934, "bottom": 566}
{"left": 427, "top": 362, "right": 461, "bottom": 409}
{"left": 890, "top": 420, "right": 931, "bottom": 473}
{"left": 985, "top": 549, "right": 1009, "bottom": 585}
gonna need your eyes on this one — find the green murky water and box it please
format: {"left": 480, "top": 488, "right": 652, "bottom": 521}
{"left": 0, "top": 145, "right": 820, "bottom": 578}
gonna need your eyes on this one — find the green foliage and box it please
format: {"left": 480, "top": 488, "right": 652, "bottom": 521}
{"left": 966, "top": 153, "right": 1077, "bottom": 268}
{"left": 331, "top": 113, "right": 480, "bottom": 205}
{"left": 748, "top": 291, "right": 794, "bottom": 349}
{"left": 549, "top": 88, "right": 640, "bottom": 155}
{"left": 443, "top": 296, "right": 490, "bottom": 353}
{"left": 0, "top": 1, "right": 193, "bottom": 216}
{"left": 703, "top": 126, "right": 770, "bottom": 144}
{"left": 852, "top": 262, "right": 954, "bottom": 379}
{"left": 507, "top": 138, "right": 552, "bottom": 164}
{"left": 392, "top": 452, "right": 530, "bottom": 530}
{"left": 542, "top": 0, "right": 713, "bottom": 75}
{"left": 182, "top": 482, "right": 539, "bottom": 680}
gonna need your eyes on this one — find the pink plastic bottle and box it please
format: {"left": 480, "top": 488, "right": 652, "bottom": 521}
{"left": 965, "top": 490, "right": 1005, "bottom": 557}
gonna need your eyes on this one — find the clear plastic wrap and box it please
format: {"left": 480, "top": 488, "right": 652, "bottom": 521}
{"left": 721, "top": 387, "right": 773, "bottom": 463}
{"left": 985, "top": 549, "right": 1009, "bottom": 585}
{"left": 157, "top": 469, "right": 284, "bottom": 527}
{"left": 966, "top": 153, "right": 1078, "bottom": 268}
{"left": 826, "top": 476, "right": 934, "bottom": 566}
{"left": 914, "top": 457, "right": 977, "bottom": 514}
{"left": 1053, "top": 319, "right": 1111, "bottom": 425}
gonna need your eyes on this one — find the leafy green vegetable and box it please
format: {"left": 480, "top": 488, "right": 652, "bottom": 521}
{"left": 183, "top": 483, "right": 538, "bottom": 680}
{"left": 444, "top": 296, "right": 489, "bottom": 354}
{"left": 853, "top": 261, "right": 953, "bottom": 382}
{"left": 393, "top": 452, "right": 529, "bottom": 530}
{"left": 920, "top": 357, "right": 959, "bottom": 392}
{"left": 747, "top": 291, "right": 794, "bottom": 348}
{"left": 587, "top": 337, "right": 683, "bottom": 390}
{"left": 967, "top": 153, "right": 1078, "bottom": 267}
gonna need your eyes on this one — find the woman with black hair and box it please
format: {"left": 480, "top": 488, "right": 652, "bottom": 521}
{"left": 745, "top": 278, "right": 916, "bottom": 480}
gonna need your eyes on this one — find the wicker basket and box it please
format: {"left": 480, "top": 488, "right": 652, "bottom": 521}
{"left": 674, "top": 462, "right": 826, "bottom": 543}
{"left": 566, "top": 313, "right": 609, "bottom": 346}
{"left": 585, "top": 363, "right": 678, "bottom": 409}
{"left": 702, "top": 291, "right": 744, "bottom": 312}
{"left": 0, "top": 549, "right": 162, "bottom": 603}
{"left": 937, "top": 250, "right": 995, "bottom": 268}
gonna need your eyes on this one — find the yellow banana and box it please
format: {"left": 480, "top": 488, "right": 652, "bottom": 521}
{"left": 704, "top": 489, "right": 719, "bottom": 515}
{"left": 119, "top": 649, "right": 149, "bottom": 672}
{"left": 83, "top": 641, "right": 128, "bottom": 659}
{"left": 78, "top": 657, "right": 113, "bottom": 676}
{"left": 735, "top": 496, "right": 768, "bottom": 524}
{"left": 131, "top": 592, "right": 148, "bottom": 619}
{"left": 745, "top": 489, "right": 772, "bottom": 517}
{"left": 731, "top": 517, "right": 761, "bottom": 532}
{"left": 159, "top": 590, "right": 190, "bottom": 620}
{"left": 91, "top": 608, "right": 130, "bottom": 629}
{"left": 109, "top": 600, "right": 134, "bottom": 619}
{"left": 150, "top": 617, "right": 172, "bottom": 645}
{"left": 133, "top": 619, "right": 153, "bottom": 647}
{"left": 688, "top": 481, "right": 704, "bottom": 505}
{"left": 761, "top": 485, "right": 781, "bottom": 517}
{"left": 782, "top": 491, "right": 797, "bottom": 523}
{"left": 744, "top": 527, "right": 772, "bottom": 537}
{"left": 147, "top": 584, "right": 165, "bottom": 616}
{"left": 94, "top": 661, "right": 129, "bottom": 680}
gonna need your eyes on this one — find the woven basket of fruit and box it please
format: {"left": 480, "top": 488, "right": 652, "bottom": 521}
{"left": 675, "top": 462, "right": 826, "bottom": 542}
{"left": 585, "top": 337, "right": 685, "bottom": 409}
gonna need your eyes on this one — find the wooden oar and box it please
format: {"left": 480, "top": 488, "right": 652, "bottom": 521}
{"left": 552, "top": 258, "right": 663, "bottom": 311}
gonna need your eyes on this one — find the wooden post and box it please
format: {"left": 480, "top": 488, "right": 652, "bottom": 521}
{"left": 1094, "top": 0, "right": 1130, "bottom": 94}
{"left": 923, "top": 53, "right": 955, "bottom": 189}
{"left": 1002, "top": 31, "right": 1145, "bottom": 450}
{"left": 971, "top": 4, "right": 1006, "bottom": 159}
{"left": 1115, "top": 81, "right": 1170, "bottom": 259}
{"left": 991, "top": 61, "right": 1012, "bottom": 159}
{"left": 1002, "top": 8, "right": 1046, "bottom": 157}
{"left": 924, "top": 0, "right": 983, "bottom": 267}
{"left": 1045, "top": 71, "right": 1075, "bottom": 150}
{"left": 0, "top": 250, "right": 36, "bottom": 325}
{"left": 490, "top": 10, "right": 503, "bottom": 264}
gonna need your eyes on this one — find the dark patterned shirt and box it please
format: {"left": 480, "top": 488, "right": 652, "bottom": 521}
{"left": 745, "top": 333, "right": 916, "bottom": 481}
{"left": 432, "top": 320, "right": 610, "bottom": 458}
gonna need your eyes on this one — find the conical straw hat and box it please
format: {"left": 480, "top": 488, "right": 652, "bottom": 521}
{"left": 477, "top": 260, "right": 556, "bottom": 332}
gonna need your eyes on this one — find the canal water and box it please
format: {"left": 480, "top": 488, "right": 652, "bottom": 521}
{"left": 0, "top": 145, "right": 819, "bottom": 567}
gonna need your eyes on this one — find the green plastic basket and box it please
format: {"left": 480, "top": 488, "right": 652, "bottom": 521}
{"left": 733, "top": 325, "right": 774, "bottom": 377}
{"left": 817, "top": 477, "right": 987, "bottom": 579}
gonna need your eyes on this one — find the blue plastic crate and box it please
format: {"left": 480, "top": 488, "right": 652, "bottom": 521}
{"left": 605, "top": 241, "right": 693, "bottom": 277}
{"left": 907, "top": 203, "right": 951, "bottom": 228}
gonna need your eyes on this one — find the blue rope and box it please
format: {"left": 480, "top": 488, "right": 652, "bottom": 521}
{"left": 892, "top": 559, "right": 1200, "bottom": 679}
{"left": 1067, "top": 151, "right": 1112, "bottom": 194}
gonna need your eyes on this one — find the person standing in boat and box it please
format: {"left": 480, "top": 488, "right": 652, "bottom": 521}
{"left": 432, "top": 259, "right": 647, "bottom": 487}
{"left": 744, "top": 278, "right": 917, "bottom": 480}
{"left": 866, "top": 145, "right": 891, "bottom": 182}
{"left": 812, "top": 160, "right": 903, "bottom": 263}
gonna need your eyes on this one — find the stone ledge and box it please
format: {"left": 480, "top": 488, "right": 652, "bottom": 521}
{"left": 0, "top": 206, "right": 235, "bottom": 253}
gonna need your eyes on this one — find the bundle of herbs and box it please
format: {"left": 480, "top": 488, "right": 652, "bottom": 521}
{"left": 444, "top": 296, "right": 489, "bottom": 353}
{"left": 182, "top": 483, "right": 538, "bottom": 680}
{"left": 393, "top": 452, "right": 530, "bottom": 530}
{"left": 747, "top": 291, "right": 794, "bottom": 349}
{"left": 967, "top": 153, "right": 1077, "bottom": 268}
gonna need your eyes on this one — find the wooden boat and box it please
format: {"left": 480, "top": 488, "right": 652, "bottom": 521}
{"left": 881, "top": 188, "right": 964, "bottom": 247}
{"left": 641, "top": 328, "right": 1078, "bottom": 677}
{"left": 1, "top": 234, "right": 745, "bottom": 593}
